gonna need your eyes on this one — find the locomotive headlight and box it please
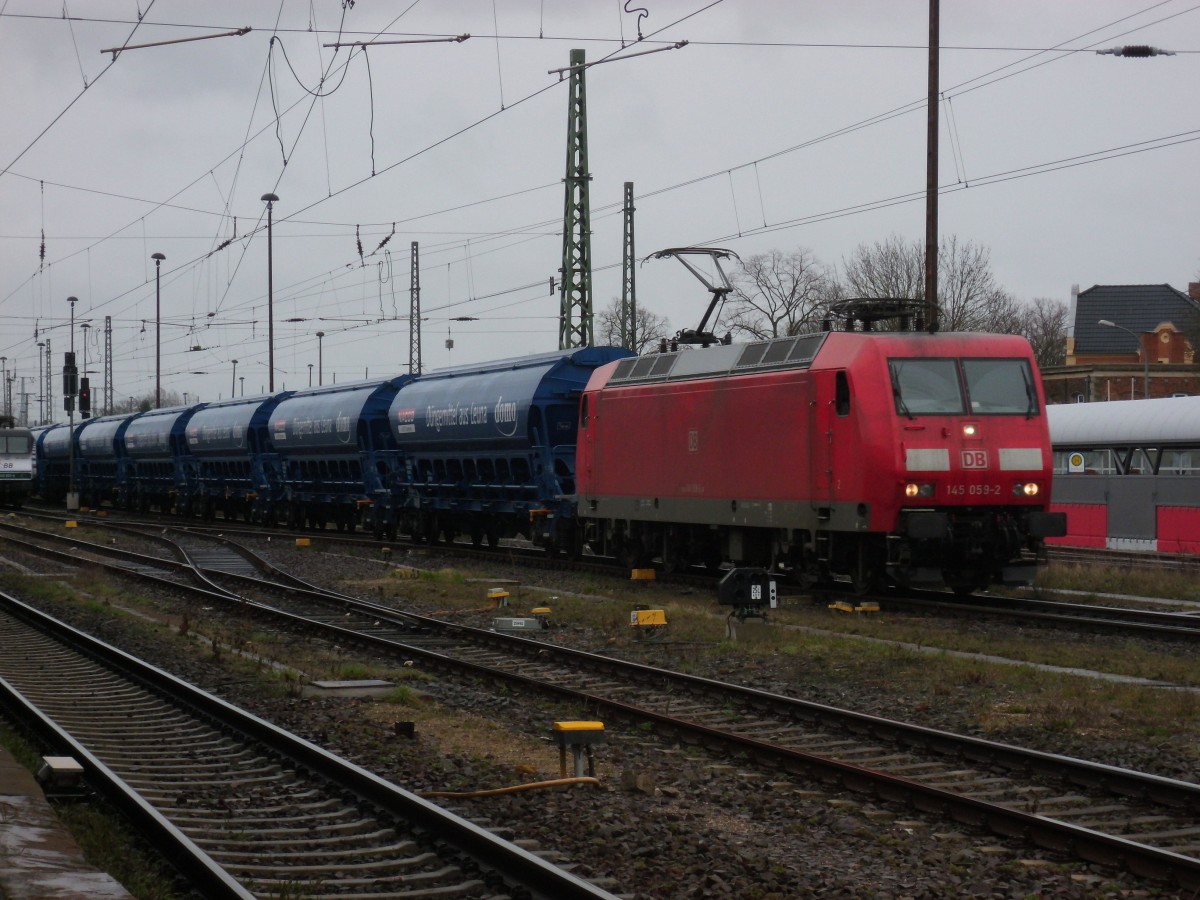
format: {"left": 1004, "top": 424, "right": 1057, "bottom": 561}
{"left": 904, "top": 482, "right": 934, "bottom": 498}
{"left": 1013, "top": 482, "right": 1040, "bottom": 497}
{"left": 962, "top": 423, "right": 978, "bottom": 438}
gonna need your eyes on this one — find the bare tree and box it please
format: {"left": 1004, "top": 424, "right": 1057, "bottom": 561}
{"left": 840, "top": 234, "right": 924, "bottom": 301}
{"left": 595, "top": 298, "right": 671, "bottom": 354}
{"left": 1017, "top": 296, "right": 1068, "bottom": 370}
{"left": 838, "top": 233, "right": 1011, "bottom": 332}
{"left": 937, "top": 236, "right": 1008, "bottom": 331}
{"left": 721, "top": 247, "right": 836, "bottom": 339}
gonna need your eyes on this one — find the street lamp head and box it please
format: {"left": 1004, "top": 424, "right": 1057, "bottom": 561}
{"left": 67, "top": 296, "right": 78, "bottom": 305}
{"left": 261, "top": 192, "right": 279, "bottom": 204}
{"left": 151, "top": 252, "right": 165, "bottom": 263}
{"left": 316, "top": 331, "right": 324, "bottom": 338}
{"left": 1098, "top": 319, "right": 1115, "bottom": 328}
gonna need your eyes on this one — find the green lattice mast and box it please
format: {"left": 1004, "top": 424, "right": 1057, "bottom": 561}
{"left": 558, "top": 48, "right": 593, "bottom": 349}
{"left": 620, "top": 181, "right": 636, "bottom": 350}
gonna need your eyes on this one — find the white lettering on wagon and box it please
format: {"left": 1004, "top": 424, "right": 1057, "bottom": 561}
{"left": 414, "top": 397, "right": 520, "bottom": 437}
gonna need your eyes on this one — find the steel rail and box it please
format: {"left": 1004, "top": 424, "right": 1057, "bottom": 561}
{"left": 0, "top": 592, "right": 619, "bottom": 900}
{"left": 9, "top": 516, "right": 1200, "bottom": 889}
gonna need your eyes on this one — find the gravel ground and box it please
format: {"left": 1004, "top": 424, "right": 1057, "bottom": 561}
{"left": 1, "top": 535, "right": 1193, "bottom": 898}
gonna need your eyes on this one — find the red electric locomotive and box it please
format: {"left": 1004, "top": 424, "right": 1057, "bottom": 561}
{"left": 575, "top": 328, "right": 1066, "bottom": 594}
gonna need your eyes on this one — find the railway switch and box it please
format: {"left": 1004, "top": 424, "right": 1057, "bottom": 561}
{"left": 553, "top": 721, "right": 605, "bottom": 777}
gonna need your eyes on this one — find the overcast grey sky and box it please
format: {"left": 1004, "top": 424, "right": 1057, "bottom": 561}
{"left": 1, "top": 1, "right": 1197, "bottom": 416}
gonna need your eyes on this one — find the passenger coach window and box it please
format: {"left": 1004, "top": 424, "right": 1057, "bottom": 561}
{"left": 889, "top": 359, "right": 964, "bottom": 415}
{"left": 962, "top": 359, "right": 1037, "bottom": 414}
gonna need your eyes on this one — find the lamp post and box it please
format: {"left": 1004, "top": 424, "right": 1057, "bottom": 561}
{"left": 316, "top": 331, "right": 324, "bottom": 386}
{"left": 152, "top": 252, "right": 165, "bottom": 407}
{"left": 231, "top": 359, "right": 238, "bottom": 398}
{"left": 308, "top": 363, "right": 313, "bottom": 387}
{"left": 239, "top": 376, "right": 244, "bottom": 397}
{"left": 0, "top": 357, "right": 6, "bottom": 422}
{"left": 261, "top": 193, "right": 280, "bottom": 392}
{"left": 1098, "top": 319, "right": 1149, "bottom": 399}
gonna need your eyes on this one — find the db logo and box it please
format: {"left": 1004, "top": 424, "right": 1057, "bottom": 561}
{"left": 961, "top": 449, "right": 988, "bottom": 469}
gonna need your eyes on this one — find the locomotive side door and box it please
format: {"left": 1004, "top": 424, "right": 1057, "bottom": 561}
{"left": 809, "top": 369, "right": 855, "bottom": 512}
{"left": 808, "top": 370, "right": 836, "bottom": 513}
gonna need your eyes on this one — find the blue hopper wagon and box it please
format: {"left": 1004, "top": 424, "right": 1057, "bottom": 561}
{"left": 186, "top": 394, "right": 292, "bottom": 522}
{"left": 386, "top": 347, "right": 633, "bottom": 552}
{"left": 75, "top": 415, "right": 136, "bottom": 509}
{"left": 122, "top": 405, "right": 207, "bottom": 513}
{"left": 268, "top": 377, "right": 412, "bottom": 534}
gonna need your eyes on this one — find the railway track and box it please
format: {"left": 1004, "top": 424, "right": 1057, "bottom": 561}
{"left": 0, "top": 592, "right": 618, "bottom": 900}
{"left": 884, "top": 589, "right": 1200, "bottom": 639}
{"left": 10, "top": 512, "right": 1200, "bottom": 644}
{"left": 5, "top": 514, "right": 1200, "bottom": 890}
{"left": 1047, "top": 544, "right": 1200, "bottom": 572}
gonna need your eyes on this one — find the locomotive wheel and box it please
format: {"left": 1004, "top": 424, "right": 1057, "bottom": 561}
{"left": 850, "top": 544, "right": 882, "bottom": 595}
{"left": 618, "top": 540, "right": 647, "bottom": 570}
{"left": 661, "top": 533, "right": 691, "bottom": 574}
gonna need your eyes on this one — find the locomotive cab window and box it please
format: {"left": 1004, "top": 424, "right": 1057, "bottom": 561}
{"left": 890, "top": 357, "right": 1036, "bottom": 416}
{"left": 962, "top": 359, "right": 1037, "bottom": 415}
{"left": 889, "top": 359, "right": 964, "bottom": 415}
{"left": 1, "top": 435, "right": 31, "bottom": 453}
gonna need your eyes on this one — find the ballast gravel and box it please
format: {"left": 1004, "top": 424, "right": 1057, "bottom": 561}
{"left": 3, "top": 538, "right": 1191, "bottom": 899}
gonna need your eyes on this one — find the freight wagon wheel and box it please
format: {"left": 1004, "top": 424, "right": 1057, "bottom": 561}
{"left": 423, "top": 514, "right": 441, "bottom": 544}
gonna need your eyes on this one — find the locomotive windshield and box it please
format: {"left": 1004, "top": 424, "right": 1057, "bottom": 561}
{"left": 962, "top": 358, "right": 1038, "bottom": 415}
{"left": 0, "top": 434, "right": 31, "bottom": 453}
{"left": 889, "top": 357, "right": 1036, "bottom": 417}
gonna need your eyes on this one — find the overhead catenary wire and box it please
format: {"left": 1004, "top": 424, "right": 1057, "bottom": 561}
{"left": 3, "top": 0, "right": 1193, "bottom": 397}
